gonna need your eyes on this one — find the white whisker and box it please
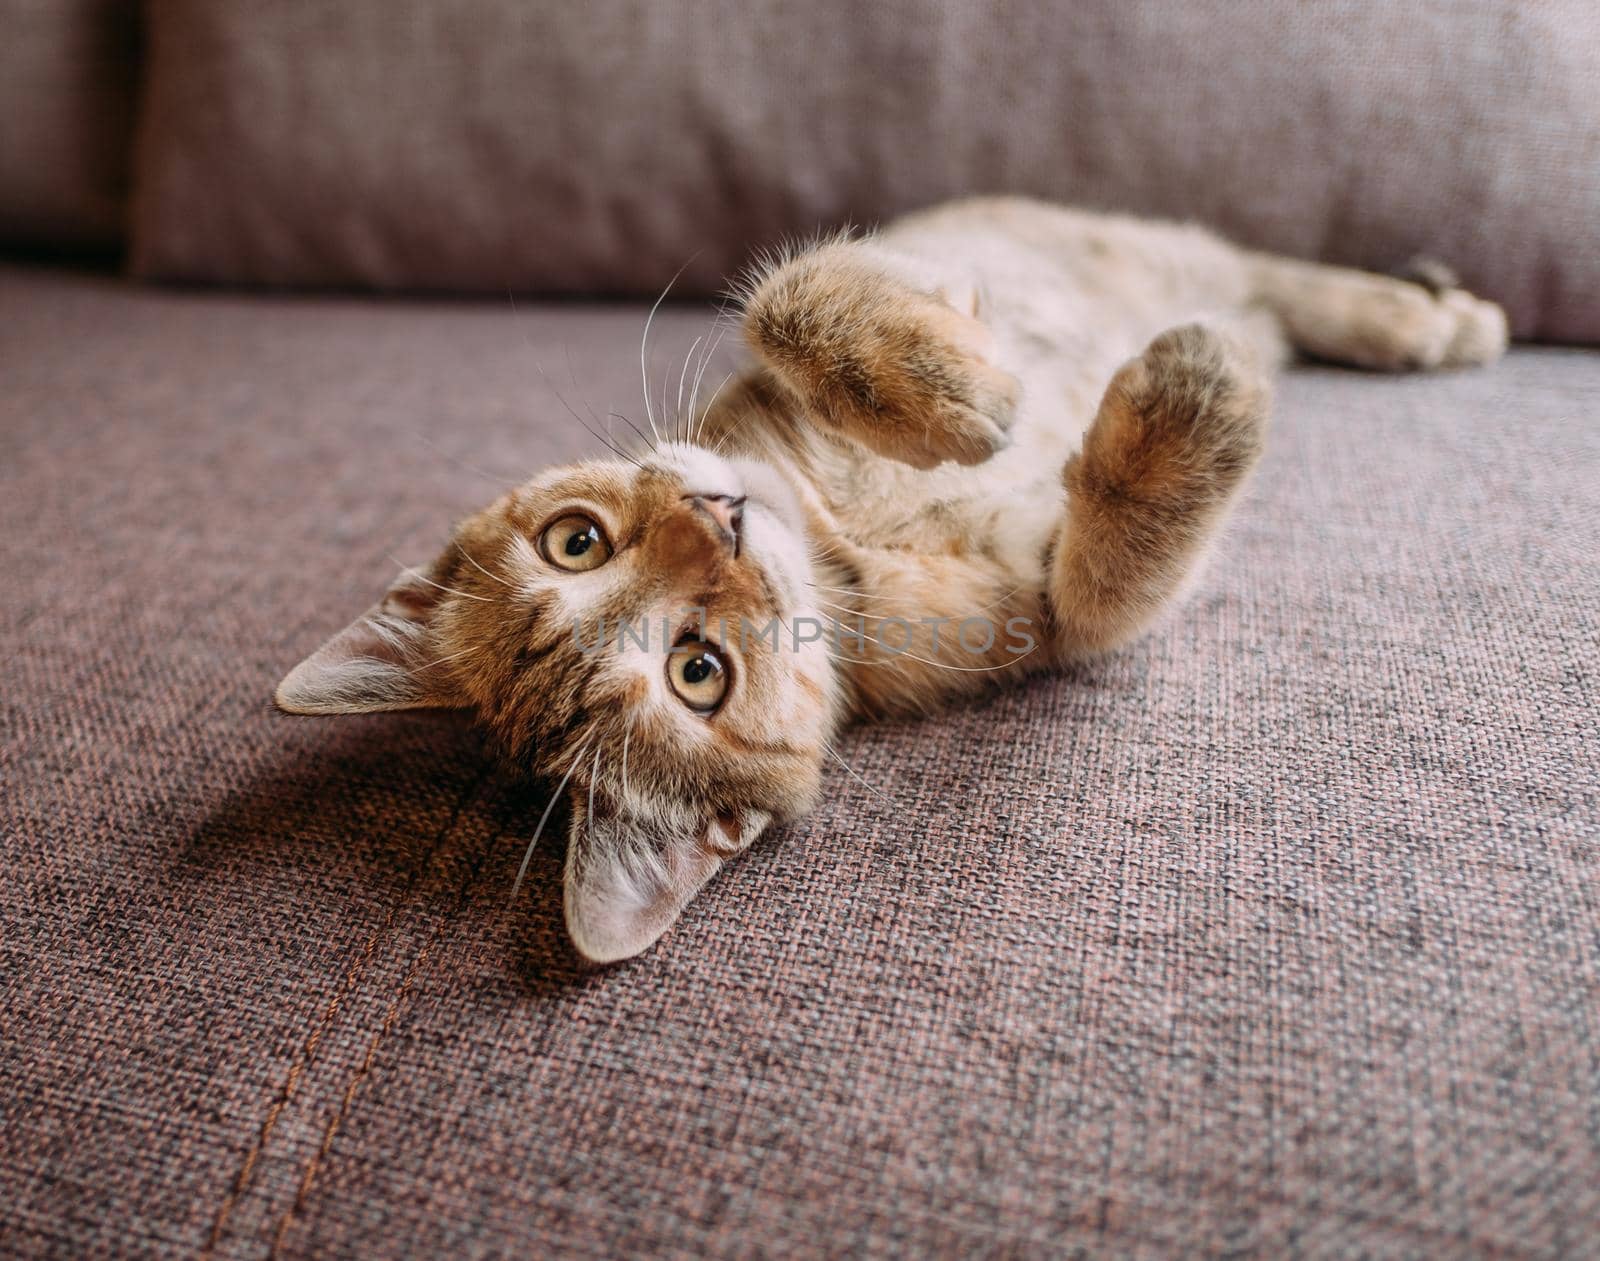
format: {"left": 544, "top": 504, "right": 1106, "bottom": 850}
{"left": 822, "top": 740, "right": 894, "bottom": 805}
{"left": 641, "top": 257, "right": 698, "bottom": 443}
{"left": 661, "top": 351, "right": 672, "bottom": 446}
{"left": 509, "top": 737, "right": 591, "bottom": 902}
{"left": 676, "top": 335, "right": 703, "bottom": 439}
{"left": 457, "top": 547, "right": 517, "bottom": 590}
{"left": 566, "top": 344, "right": 642, "bottom": 458}
{"left": 827, "top": 643, "right": 1041, "bottom": 673}
{"left": 588, "top": 744, "right": 602, "bottom": 833}
{"left": 810, "top": 598, "right": 912, "bottom": 625}
{"left": 806, "top": 539, "right": 856, "bottom": 563}
{"left": 699, "top": 372, "right": 738, "bottom": 453}
{"left": 688, "top": 325, "right": 727, "bottom": 445}
{"left": 532, "top": 359, "right": 648, "bottom": 470}
{"left": 399, "top": 643, "right": 482, "bottom": 679}
{"left": 507, "top": 290, "right": 647, "bottom": 468}
{"left": 809, "top": 585, "right": 1027, "bottom": 622}
{"left": 620, "top": 726, "right": 632, "bottom": 809}
{"left": 387, "top": 556, "right": 494, "bottom": 602}
{"left": 807, "top": 582, "right": 902, "bottom": 603}
{"left": 808, "top": 595, "right": 887, "bottom": 616}
{"left": 608, "top": 411, "right": 653, "bottom": 450}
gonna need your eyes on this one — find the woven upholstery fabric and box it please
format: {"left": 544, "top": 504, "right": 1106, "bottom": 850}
{"left": 0, "top": 0, "right": 139, "bottom": 250}
{"left": 2, "top": 263, "right": 1598, "bottom": 1258}
{"left": 128, "top": 0, "right": 1600, "bottom": 342}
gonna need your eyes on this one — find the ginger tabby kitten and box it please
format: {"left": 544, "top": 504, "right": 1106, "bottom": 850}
{"left": 277, "top": 197, "right": 1507, "bottom": 962}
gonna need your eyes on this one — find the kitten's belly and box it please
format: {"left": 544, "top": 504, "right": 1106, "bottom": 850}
{"left": 822, "top": 203, "right": 1226, "bottom": 581}
{"left": 824, "top": 325, "right": 1131, "bottom": 588}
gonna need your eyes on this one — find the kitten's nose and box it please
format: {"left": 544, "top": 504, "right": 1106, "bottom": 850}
{"left": 687, "top": 494, "right": 746, "bottom": 553}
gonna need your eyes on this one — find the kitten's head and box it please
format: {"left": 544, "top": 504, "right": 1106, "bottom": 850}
{"left": 278, "top": 442, "right": 837, "bottom": 962}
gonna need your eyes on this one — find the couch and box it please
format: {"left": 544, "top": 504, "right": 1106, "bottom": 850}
{"left": 4, "top": 4, "right": 1598, "bottom": 1257}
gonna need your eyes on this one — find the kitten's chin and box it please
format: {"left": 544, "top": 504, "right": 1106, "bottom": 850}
{"left": 737, "top": 499, "right": 812, "bottom": 613}
{"left": 726, "top": 455, "right": 805, "bottom": 537}
{"left": 680, "top": 449, "right": 809, "bottom": 610}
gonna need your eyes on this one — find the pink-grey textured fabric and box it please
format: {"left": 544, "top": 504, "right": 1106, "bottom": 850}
{"left": 0, "top": 0, "right": 139, "bottom": 250}
{"left": 129, "top": 0, "right": 1600, "bottom": 342}
{"left": 2, "top": 263, "right": 1598, "bottom": 1258}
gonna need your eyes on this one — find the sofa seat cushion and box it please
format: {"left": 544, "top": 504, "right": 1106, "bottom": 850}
{"left": 3, "top": 264, "right": 1598, "bottom": 1255}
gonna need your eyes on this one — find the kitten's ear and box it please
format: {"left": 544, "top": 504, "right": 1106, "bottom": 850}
{"left": 563, "top": 792, "right": 771, "bottom": 964}
{"left": 275, "top": 559, "right": 468, "bottom": 715}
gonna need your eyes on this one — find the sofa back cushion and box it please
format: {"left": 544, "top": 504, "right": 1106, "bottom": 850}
{"left": 0, "top": 0, "right": 139, "bottom": 251}
{"left": 130, "top": 1, "right": 1600, "bottom": 342}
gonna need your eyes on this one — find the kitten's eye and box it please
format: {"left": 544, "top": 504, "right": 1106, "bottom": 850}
{"left": 667, "top": 641, "right": 730, "bottom": 713}
{"left": 540, "top": 515, "right": 612, "bottom": 572}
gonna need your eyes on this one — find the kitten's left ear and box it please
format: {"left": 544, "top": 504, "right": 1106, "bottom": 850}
{"left": 564, "top": 790, "right": 771, "bottom": 964}
{"left": 276, "top": 557, "right": 468, "bottom": 715}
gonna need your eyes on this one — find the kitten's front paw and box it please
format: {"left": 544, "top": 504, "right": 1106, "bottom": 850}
{"left": 744, "top": 252, "right": 1019, "bottom": 470}
{"left": 873, "top": 294, "right": 1020, "bottom": 469}
{"left": 881, "top": 367, "right": 1015, "bottom": 471}
{"left": 787, "top": 297, "right": 1018, "bottom": 470}
{"left": 1070, "top": 324, "right": 1270, "bottom": 508}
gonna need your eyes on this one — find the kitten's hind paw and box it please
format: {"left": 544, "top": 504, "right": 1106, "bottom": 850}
{"left": 1255, "top": 254, "right": 1508, "bottom": 372}
{"left": 1050, "top": 323, "right": 1271, "bottom": 658}
{"left": 1381, "top": 260, "right": 1508, "bottom": 369}
{"left": 1069, "top": 323, "right": 1271, "bottom": 510}
{"left": 1435, "top": 289, "right": 1509, "bottom": 369}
